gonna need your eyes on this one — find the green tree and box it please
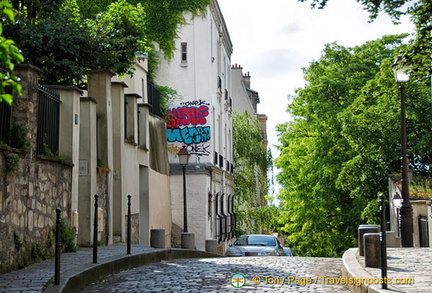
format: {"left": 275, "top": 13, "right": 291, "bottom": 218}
{"left": 87, "top": 0, "right": 151, "bottom": 76}
{"left": 75, "top": 0, "right": 210, "bottom": 58}
{"left": 0, "top": 1, "right": 23, "bottom": 104}
{"left": 233, "top": 111, "right": 276, "bottom": 234}
{"left": 275, "top": 35, "right": 431, "bottom": 257}
{"left": 4, "top": 0, "right": 211, "bottom": 84}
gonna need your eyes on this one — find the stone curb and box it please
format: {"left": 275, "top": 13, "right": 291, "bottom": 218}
{"left": 43, "top": 249, "right": 221, "bottom": 293}
{"left": 342, "top": 248, "right": 395, "bottom": 293}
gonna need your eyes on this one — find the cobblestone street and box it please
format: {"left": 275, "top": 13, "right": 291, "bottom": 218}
{"left": 81, "top": 256, "right": 350, "bottom": 292}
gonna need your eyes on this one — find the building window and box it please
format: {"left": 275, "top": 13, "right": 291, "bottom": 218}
{"left": 181, "top": 42, "right": 187, "bottom": 66}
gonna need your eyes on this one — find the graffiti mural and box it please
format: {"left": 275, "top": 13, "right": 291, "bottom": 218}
{"left": 166, "top": 100, "right": 211, "bottom": 161}
{"left": 166, "top": 105, "right": 209, "bottom": 128}
{"left": 167, "top": 126, "right": 210, "bottom": 144}
{"left": 180, "top": 99, "right": 210, "bottom": 107}
{"left": 188, "top": 143, "right": 211, "bottom": 157}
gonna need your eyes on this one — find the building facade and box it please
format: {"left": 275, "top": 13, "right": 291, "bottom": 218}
{"left": 231, "top": 64, "right": 268, "bottom": 147}
{"left": 155, "top": 0, "right": 235, "bottom": 252}
{"left": 231, "top": 64, "right": 269, "bottom": 234}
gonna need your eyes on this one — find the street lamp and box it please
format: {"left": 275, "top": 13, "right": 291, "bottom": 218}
{"left": 392, "top": 54, "right": 413, "bottom": 247}
{"left": 178, "top": 146, "right": 190, "bottom": 232}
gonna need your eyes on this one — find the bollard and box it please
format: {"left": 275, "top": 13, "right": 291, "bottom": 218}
{"left": 380, "top": 193, "right": 388, "bottom": 289}
{"left": 54, "top": 208, "right": 62, "bottom": 285}
{"left": 93, "top": 194, "right": 99, "bottom": 264}
{"left": 364, "top": 233, "right": 381, "bottom": 268}
{"left": 150, "top": 229, "right": 166, "bottom": 248}
{"left": 127, "top": 195, "right": 132, "bottom": 254}
{"left": 358, "top": 224, "right": 380, "bottom": 256}
{"left": 205, "top": 239, "right": 218, "bottom": 254}
{"left": 181, "top": 232, "right": 196, "bottom": 249}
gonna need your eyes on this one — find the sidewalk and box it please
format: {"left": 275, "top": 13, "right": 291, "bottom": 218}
{"left": 342, "top": 247, "right": 432, "bottom": 293}
{"left": 0, "top": 244, "right": 219, "bottom": 293}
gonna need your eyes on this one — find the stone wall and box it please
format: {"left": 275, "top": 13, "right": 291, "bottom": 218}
{"left": 0, "top": 152, "right": 72, "bottom": 273}
{"left": 0, "top": 65, "right": 73, "bottom": 273}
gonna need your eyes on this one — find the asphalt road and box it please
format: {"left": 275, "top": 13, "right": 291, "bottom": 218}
{"left": 81, "top": 256, "right": 351, "bottom": 292}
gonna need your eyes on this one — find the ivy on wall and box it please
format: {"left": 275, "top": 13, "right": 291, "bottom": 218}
{"left": 232, "top": 111, "right": 277, "bottom": 235}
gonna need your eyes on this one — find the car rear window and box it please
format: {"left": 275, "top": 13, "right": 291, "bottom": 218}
{"left": 235, "top": 236, "right": 276, "bottom": 246}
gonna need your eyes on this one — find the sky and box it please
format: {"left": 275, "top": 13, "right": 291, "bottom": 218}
{"left": 217, "top": 0, "right": 415, "bottom": 196}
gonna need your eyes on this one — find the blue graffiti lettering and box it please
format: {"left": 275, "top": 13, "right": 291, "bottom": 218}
{"left": 167, "top": 126, "right": 211, "bottom": 144}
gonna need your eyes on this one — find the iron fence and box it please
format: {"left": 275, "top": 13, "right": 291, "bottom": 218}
{"left": 147, "top": 82, "right": 160, "bottom": 117}
{"left": 37, "top": 84, "right": 60, "bottom": 155}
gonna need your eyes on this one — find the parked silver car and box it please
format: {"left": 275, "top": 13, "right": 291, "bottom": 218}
{"left": 225, "top": 234, "right": 286, "bottom": 257}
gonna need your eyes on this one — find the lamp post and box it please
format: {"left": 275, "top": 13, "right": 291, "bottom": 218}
{"left": 392, "top": 54, "right": 413, "bottom": 247}
{"left": 178, "top": 146, "right": 191, "bottom": 232}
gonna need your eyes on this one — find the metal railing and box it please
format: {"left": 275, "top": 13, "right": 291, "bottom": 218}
{"left": 147, "top": 82, "right": 160, "bottom": 117}
{"left": 37, "top": 84, "right": 60, "bottom": 155}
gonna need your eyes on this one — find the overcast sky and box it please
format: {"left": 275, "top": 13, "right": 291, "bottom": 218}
{"left": 217, "top": 0, "right": 414, "bottom": 195}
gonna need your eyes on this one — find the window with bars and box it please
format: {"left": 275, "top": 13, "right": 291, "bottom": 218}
{"left": 181, "top": 42, "right": 188, "bottom": 66}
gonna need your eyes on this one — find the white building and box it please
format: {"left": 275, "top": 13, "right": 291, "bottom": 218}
{"left": 231, "top": 64, "right": 268, "bottom": 147}
{"left": 155, "top": 0, "right": 235, "bottom": 253}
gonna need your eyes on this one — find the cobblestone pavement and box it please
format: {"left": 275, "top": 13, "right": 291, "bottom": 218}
{"left": 0, "top": 244, "right": 159, "bottom": 293}
{"left": 81, "top": 256, "right": 350, "bottom": 293}
{"left": 359, "top": 247, "right": 432, "bottom": 293}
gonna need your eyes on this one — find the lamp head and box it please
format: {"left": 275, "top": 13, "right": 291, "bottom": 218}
{"left": 392, "top": 54, "right": 411, "bottom": 83}
{"left": 178, "top": 146, "right": 190, "bottom": 165}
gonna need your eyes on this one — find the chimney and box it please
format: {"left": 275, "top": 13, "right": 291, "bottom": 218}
{"left": 243, "top": 71, "right": 251, "bottom": 89}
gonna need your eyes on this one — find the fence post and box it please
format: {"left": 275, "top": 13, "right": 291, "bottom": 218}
{"left": 54, "top": 208, "right": 62, "bottom": 285}
{"left": 127, "top": 195, "right": 131, "bottom": 254}
{"left": 93, "top": 194, "right": 99, "bottom": 264}
{"left": 380, "top": 193, "right": 388, "bottom": 289}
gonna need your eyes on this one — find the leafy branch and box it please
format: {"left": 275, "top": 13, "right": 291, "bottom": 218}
{"left": 0, "top": 1, "right": 24, "bottom": 104}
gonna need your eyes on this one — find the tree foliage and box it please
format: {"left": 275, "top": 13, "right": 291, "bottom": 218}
{"left": 87, "top": 0, "right": 150, "bottom": 76}
{"left": 0, "top": 1, "right": 23, "bottom": 104}
{"left": 275, "top": 35, "right": 432, "bottom": 257}
{"left": 4, "top": 0, "right": 211, "bottom": 84}
{"left": 232, "top": 111, "right": 276, "bottom": 234}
